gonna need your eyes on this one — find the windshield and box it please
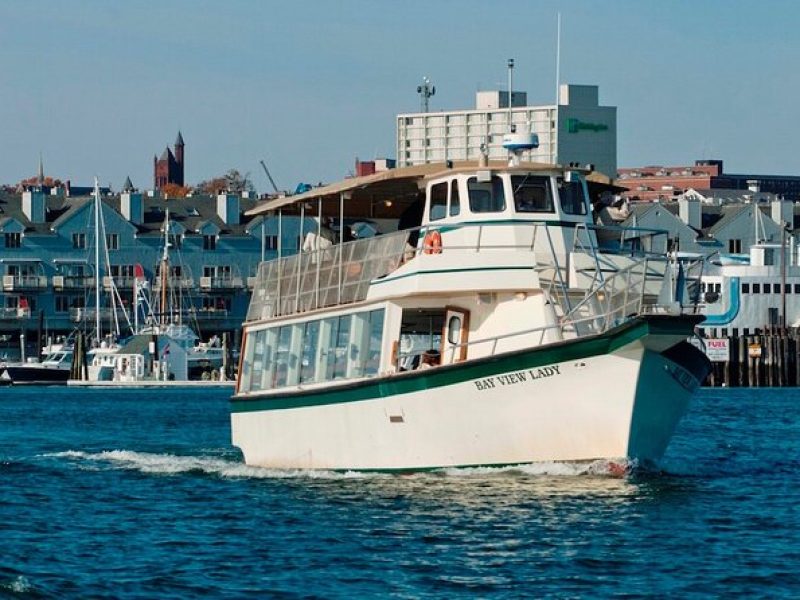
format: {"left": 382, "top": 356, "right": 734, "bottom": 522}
{"left": 467, "top": 176, "right": 506, "bottom": 213}
{"left": 511, "top": 175, "right": 554, "bottom": 213}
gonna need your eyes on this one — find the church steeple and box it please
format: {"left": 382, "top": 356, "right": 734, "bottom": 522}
{"left": 37, "top": 153, "right": 45, "bottom": 187}
{"left": 173, "top": 131, "right": 185, "bottom": 186}
{"left": 153, "top": 131, "right": 186, "bottom": 191}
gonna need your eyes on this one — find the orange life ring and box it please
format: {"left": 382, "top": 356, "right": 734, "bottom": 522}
{"left": 423, "top": 230, "right": 443, "bottom": 255}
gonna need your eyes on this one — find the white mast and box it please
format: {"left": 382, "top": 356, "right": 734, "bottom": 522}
{"left": 93, "top": 177, "right": 101, "bottom": 341}
{"left": 160, "top": 209, "right": 171, "bottom": 328}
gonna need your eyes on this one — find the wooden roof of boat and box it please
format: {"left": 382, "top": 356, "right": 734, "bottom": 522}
{"left": 246, "top": 160, "right": 591, "bottom": 218}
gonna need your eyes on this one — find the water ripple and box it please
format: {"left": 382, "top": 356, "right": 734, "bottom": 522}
{"left": 1, "top": 387, "right": 800, "bottom": 597}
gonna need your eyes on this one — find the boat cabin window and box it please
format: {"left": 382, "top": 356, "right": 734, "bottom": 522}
{"left": 557, "top": 177, "right": 588, "bottom": 216}
{"left": 447, "top": 315, "right": 462, "bottom": 344}
{"left": 430, "top": 180, "right": 461, "bottom": 220}
{"left": 468, "top": 176, "right": 506, "bottom": 213}
{"left": 397, "top": 308, "right": 444, "bottom": 370}
{"left": 429, "top": 182, "right": 448, "bottom": 221}
{"left": 240, "top": 308, "right": 385, "bottom": 393}
{"left": 511, "top": 175, "right": 554, "bottom": 213}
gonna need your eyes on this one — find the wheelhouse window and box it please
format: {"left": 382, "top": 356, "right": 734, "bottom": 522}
{"left": 511, "top": 175, "right": 553, "bottom": 213}
{"left": 429, "top": 182, "right": 447, "bottom": 221}
{"left": 467, "top": 175, "right": 506, "bottom": 213}
{"left": 556, "top": 177, "right": 588, "bottom": 215}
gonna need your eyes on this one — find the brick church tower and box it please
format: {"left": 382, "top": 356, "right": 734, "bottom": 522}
{"left": 153, "top": 131, "right": 185, "bottom": 190}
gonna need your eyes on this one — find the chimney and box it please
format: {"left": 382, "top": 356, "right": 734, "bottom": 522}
{"left": 121, "top": 191, "right": 144, "bottom": 225}
{"left": 217, "top": 193, "right": 240, "bottom": 225}
{"left": 678, "top": 197, "right": 701, "bottom": 230}
{"left": 22, "top": 190, "right": 46, "bottom": 223}
{"left": 771, "top": 198, "right": 793, "bottom": 228}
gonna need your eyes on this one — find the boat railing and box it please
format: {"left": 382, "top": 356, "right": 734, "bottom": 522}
{"left": 439, "top": 279, "right": 658, "bottom": 366}
{"left": 246, "top": 221, "right": 677, "bottom": 322}
{"left": 247, "top": 230, "right": 412, "bottom": 321}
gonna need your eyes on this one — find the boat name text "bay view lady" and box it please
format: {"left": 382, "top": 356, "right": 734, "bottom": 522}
{"left": 473, "top": 365, "right": 561, "bottom": 391}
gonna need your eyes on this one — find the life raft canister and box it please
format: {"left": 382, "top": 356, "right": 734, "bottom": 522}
{"left": 423, "top": 230, "right": 443, "bottom": 255}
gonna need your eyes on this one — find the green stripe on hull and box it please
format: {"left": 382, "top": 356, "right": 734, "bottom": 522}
{"left": 231, "top": 315, "right": 699, "bottom": 414}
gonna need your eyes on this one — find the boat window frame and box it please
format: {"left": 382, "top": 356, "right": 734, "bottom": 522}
{"left": 429, "top": 182, "right": 448, "bottom": 221}
{"left": 511, "top": 174, "right": 555, "bottom": 214}
{"left": 556, "top": 176, "right": 589, "bottom": 216}
{"left": 240, "top": 305, "right": 387, "bottom": 393}
{"left": 449, "top": 178, "right": 461, "bottom": 217}
{"left": 467, "top": 175, "right": 506, "bottom": 214}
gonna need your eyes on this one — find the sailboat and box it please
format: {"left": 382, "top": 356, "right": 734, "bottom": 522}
{"left": 70, "top": 210, "right": 232, "bottom": 386}
{"left": 1, "top": 179, "right": 126, "bottom": 385}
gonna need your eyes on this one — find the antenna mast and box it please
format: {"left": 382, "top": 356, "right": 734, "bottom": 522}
{"left": 417, "top": 76, "right": 435, "bottom": 112}
{"left": 507, "top": 58, "right": 515, "bottom": 133}
{"left": 555, "top": 12, "right": 562, "bottom": 104}
{"left": 501, "top": 58, "right": 539, "bottom": 166}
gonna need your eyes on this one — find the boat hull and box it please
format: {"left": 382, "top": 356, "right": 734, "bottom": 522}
{"left": 1, "top": 365, "right": 70, "bottom": 386}
{"left": 230, "top": 316, "right": 709, "bottom": 471}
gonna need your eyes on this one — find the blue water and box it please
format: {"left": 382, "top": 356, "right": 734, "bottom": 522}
{"left": 2, "top": 387, "right": 800, "bottom": 598}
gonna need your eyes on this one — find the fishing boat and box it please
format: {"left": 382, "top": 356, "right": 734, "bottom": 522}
{"left": 229, "top": 151, "right": 711, "bottom": 471}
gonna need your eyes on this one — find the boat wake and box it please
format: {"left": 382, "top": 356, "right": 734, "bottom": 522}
{"left": 44, "top": 450, "right": 638, "bottom": 480}
{"left": 44, "top": 450, "right": 376, "bottom": 480}
{"left": 441, "top": 459, "right": 637, "bottom": 478}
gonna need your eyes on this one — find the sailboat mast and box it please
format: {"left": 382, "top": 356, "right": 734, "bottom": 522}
{"left": 160, "top": 210, "right": 170, "bottom": 327}
{"left": 94, "top": 178, "right": 101, "bottom": 340}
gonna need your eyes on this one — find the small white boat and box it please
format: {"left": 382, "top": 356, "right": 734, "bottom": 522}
{"left": 231, "top": 159, "right": 710, "bottom": 471}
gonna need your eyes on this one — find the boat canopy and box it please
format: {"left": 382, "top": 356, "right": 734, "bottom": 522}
{"left": 246, "top": 160, "right": 596, "bottom": 219}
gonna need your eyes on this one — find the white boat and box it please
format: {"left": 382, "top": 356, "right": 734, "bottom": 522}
{"left": 70, "top": 209, "right": 229, "bottom": 386}
{"left": 0, "top": 346, "right": 73, "bottom": 385}
{"left": 231, "top": 159, "right": 711, "bottom": 471}
{"left": 700, "top": 241, "right": 800, "bottom": 334}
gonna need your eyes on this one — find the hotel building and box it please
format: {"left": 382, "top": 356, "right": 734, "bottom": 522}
{"left": 396, "top": 84, "right": 617, "bottom": 178}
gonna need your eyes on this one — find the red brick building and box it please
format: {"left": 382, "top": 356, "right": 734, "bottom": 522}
{"left": 153, "top": 131, "right": 185, "bottom": 190}
{"left": 617, "top": 159, "right": 800, "bottom": 202}
{"left": 617, "top": 160, "right": 722, "bottom": 202}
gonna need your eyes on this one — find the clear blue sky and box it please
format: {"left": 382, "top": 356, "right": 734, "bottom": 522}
{"left": 1, "top": 0, "right": 798, "bottom": 192}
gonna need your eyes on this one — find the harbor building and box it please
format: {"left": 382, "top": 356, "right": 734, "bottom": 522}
{"left": 0, "top": 183, "right": 311, "bottom": 358}
{"left": 617, "top": 159, "right": 800, "bottom": 202}
{"left": 396, "top": 84, "right": 617, "bottom": 178}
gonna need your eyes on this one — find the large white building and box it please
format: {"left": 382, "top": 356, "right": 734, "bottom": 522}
{"left": 396, "top": 84, "right": 617, "bottom": 178}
